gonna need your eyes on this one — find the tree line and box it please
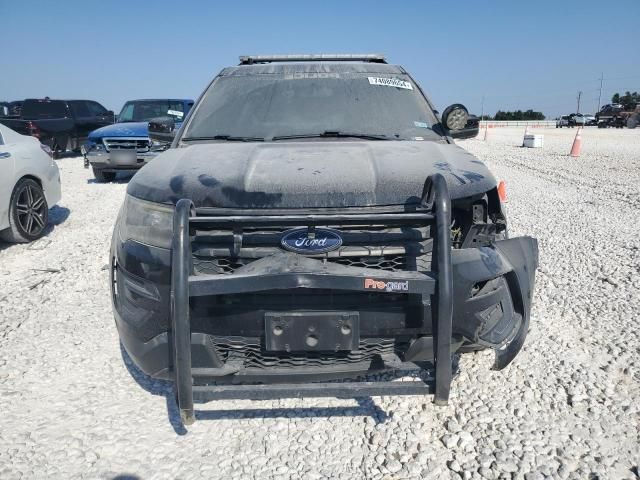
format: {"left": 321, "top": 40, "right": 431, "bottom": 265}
{"left": 475, "top": 91, "right": 638, "bottom": 121}
{"left": 479, "top": 109, "right": 546, "bottom": 121}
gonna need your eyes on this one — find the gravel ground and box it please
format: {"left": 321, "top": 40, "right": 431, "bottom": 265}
{"left": 0, "top": 127, "right": 638, "bottom": 479}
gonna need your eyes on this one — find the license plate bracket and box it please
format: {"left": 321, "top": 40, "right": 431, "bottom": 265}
{"left": 265, "top": 311, "right": 360, "bottom": 352}
{"left": 110, "top": 150, "right": 137, "bottom": 165}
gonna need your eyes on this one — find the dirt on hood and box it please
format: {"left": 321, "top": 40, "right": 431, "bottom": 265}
{"left": 127, "top": 140, "right": 495, "bottom": 209}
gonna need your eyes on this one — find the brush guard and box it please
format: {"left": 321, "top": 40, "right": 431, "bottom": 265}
{"left": 170, "top": 173, "right": 453, "bottom": 425}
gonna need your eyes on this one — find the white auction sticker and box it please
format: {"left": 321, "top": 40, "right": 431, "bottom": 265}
{"left": 167, "top": 109, "right": 184, "bottom": 117}
{"left": 368, "top": 77, "right": 413, "bottom": 90}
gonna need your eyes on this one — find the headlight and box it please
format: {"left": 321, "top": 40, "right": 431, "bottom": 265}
{"left": 83, "top": 140, "right": 105, "bottom": 154}
{"left": 118, "top": 195, "right": 174, "bottom": 248}
{"left": 150, "top": 139, "right": 170, "bottom": 152}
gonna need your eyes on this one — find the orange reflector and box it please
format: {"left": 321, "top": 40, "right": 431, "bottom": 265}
{"left": 497, "top": 180, "right": 507, "bottom": 202}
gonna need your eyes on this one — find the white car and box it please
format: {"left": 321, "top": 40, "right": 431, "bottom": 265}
{"left": 0, "top": 124, "right": 61, "bottom": 243}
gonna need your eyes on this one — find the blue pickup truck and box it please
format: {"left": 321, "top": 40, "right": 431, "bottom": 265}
{"left": 83, "top": 98, "right": 193, "bottom": 182}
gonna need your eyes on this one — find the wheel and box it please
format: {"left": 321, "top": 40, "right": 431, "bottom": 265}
{"left": 0, "top": 178, "right": 49, "bottom": 243}
{"left": 93, "top": 167, "right": 117, "bottom": 182}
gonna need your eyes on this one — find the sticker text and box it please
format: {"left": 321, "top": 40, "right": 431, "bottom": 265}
{"left": 364, "top": 278, "right": 409, "bottom": 292}
{"left": 368, "top": 77, "right": 413, "bottom": 90}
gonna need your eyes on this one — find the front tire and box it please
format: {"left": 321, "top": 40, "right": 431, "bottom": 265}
{"left": 93, "top": 168, "right": 117, "bottom": 182}
{"left": 0, "top": 178, "right": 49, "bottom": 243}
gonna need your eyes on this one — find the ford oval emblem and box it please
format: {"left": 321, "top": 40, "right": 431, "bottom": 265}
{"left": 280, "top": 228, "right": 343, "bottom": 254}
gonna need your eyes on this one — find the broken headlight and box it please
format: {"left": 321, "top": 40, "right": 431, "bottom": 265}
{"left": 118, "top": 194, "right": 174, "bottom": 248}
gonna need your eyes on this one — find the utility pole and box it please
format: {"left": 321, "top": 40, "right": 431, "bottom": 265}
{"left": 577, "top": 91, "right": 582, "bottom": 114}
{"left": 480, "top": 95, "right": 485, "bottom": 121}
{"left": 597, "top": 73, "right": 603, "bottom": 113}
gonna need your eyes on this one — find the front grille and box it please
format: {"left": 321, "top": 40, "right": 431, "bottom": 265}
{"left": 210, "top": 335, "right": 402, "bottom": 370}
{"left": 103, "top": 137, "right": 150, "bottom": 153}
{"left": 193, "top": 256, "right": 252, "bottom": 274}
{"left": 193, "top": 254, "right": 408, "bottom": 275}
{"left": 191, "top": 224, "right": 433, "bottom": 275}
{"left": 331, "top": 255, "right": 406, "bottom": 271}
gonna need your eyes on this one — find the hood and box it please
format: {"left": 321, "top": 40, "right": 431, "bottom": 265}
{"left": 127, "top": 141, "right": 496, "bottom": 209}
{"left": 88, "top": 122, "right": 149, "bottom": 139}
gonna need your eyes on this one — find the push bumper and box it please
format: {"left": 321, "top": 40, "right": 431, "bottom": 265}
{"left": 113, "top": 174, "right": 538, "bottom": 426}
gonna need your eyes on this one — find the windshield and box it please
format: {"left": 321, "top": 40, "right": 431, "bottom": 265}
{"left": 183, "top": 72, "right": 441, "bottom": 141}
{"left": 118, "top": 100, "right": 187, "bottom": 123}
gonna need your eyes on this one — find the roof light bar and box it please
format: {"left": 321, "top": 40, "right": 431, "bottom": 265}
{"left": 238, "top": 54, "right": 386, "bottom": 65}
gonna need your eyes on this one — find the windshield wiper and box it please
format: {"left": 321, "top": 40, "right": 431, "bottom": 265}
{"left": 271, "top": 131, "right": 391, "bottom": 141}
{"left": 181, "top": 135, "right": 264, "bottom": 142}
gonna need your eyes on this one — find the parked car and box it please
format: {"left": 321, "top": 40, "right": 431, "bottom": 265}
{"left": 0, "top": 124, "right": 61, "bottom": 243}
{"left": 583, "top": 114, "right": 597, "bottom": 126}
{"left": 82, "top": 99, "right": 193, "bottom": 182}
{"left": 568, "top": 113, "right": 587, "bottom": 126}
{"left": 0, "top": 98, "right": 114, "bottom": 157}
{"left": 556, "top": 115, "right": 570, "bottom": 128}
{"left": 111, "top": 54, "right": 538, "bottom": 426}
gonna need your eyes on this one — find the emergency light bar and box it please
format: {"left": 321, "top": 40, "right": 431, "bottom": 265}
{"left": 238, "top": 54, "right": 387, "bottom": 65}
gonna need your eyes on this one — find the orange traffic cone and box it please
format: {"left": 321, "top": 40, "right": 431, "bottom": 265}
{"left": 570, "top": 127, "right": 582, "bottom": 157}
{"left": 497, "top": 180, "right": 507, "bottom": 202}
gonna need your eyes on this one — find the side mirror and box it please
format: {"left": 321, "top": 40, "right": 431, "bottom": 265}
{"left": 442, "top": 103, "right": 478, "bottom": 139}
{"left": 148, "top": 117, "right": 176, "bottom": 144}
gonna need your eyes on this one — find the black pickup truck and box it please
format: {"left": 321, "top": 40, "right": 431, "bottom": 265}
{"left": 0, "top": 98, "right": 114, "bottom": 156}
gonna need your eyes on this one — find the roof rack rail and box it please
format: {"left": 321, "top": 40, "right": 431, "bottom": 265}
{"left": 238, "top": 54, "right": 386, "bottom": 65}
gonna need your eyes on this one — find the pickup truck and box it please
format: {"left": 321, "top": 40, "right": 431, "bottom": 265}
{"left": 83, "top": 98, "right": 193, "bottom": 182}
{"left": 596, "top": 103, "right": 638, "bottom": 128}
{"left": 0, "top": 98, "right": 114, "bottom": 157}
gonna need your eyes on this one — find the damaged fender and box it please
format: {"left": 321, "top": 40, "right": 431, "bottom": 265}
{"left": 451, "top": 237, "right": 538, "bottom": 370}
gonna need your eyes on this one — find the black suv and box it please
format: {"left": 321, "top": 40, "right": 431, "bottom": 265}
{"left": 111, "top": 54, "right": 538, "bottom": 426}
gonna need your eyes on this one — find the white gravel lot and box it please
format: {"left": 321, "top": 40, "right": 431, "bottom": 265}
{"left": 0, "top": 127, "right": 638, "bottom": 480}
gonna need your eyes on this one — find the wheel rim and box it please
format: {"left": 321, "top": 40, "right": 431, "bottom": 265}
{"left": 16, "top": 184, "right": 46, "bottom": 236}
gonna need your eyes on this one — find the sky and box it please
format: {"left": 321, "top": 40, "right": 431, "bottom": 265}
{"left": 1, "top": 0, "right": 639, "bottom": 119}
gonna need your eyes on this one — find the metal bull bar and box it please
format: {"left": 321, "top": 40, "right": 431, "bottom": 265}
{"left": 170, "top": 174, "right": 453, "bottom": 425}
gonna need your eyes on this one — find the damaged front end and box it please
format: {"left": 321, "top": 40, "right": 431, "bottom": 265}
{"left": 112, "top": 174, "right": 538, "bottom": 426}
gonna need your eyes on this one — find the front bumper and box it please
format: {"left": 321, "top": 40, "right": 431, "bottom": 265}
{"left": 114, "top": 236, "right": 538, "bottom": 378}
{"left": 83, "top": 144, "right": 158, "bottom": 171}
{"left": 111, "top": 174, "right": 538, "bottom": 425}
